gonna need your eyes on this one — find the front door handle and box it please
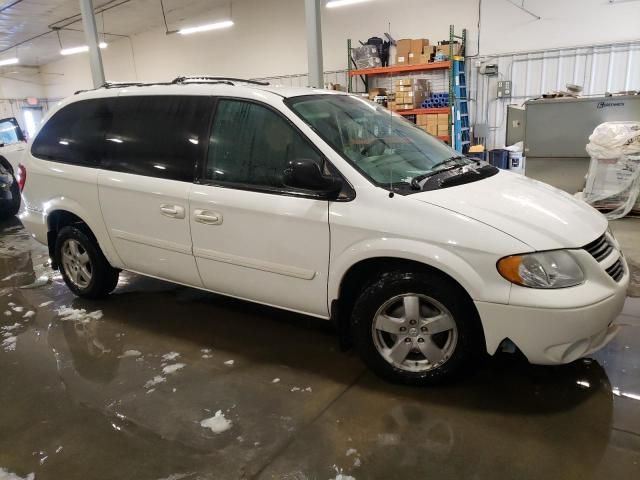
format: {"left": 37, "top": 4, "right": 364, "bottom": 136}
{"left": 193, "top": 209, "right": 223, "bottom": 225}
{"left": 160, "top": 204, "right": 185, "bottom": 219}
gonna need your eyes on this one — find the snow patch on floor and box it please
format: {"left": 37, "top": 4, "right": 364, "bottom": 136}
{"left": 162, "top": 352, "right": 180, "bottom": 362}
{"left": 290, "top": 386, "right": 312, "bottom": 393}
{"left": 38, "top": 301, "right": 53, "bottom": 308}
{"left": 1, "top": 323, "right": 20, "bottom": 332}
{"left": 11, "top": 306, "right": 23, "bottom": 313}
{"left": 272, "top": 378, "right": 280, "bottom": 383}
{"left": 345, "top": 448, "right": 358, "bottom": 457}
{"left": 162, "top": 363, "right": 185, "bottom": 375}
{"left": 118, "top": 350, "right": 142, "bottom": 359}
{"left": 144, "top": 375, "right": 166, "bottom": 389}
{"left": 1, "top": 336, "right": 17, "bottom": 352}
{"left": 201, "top": 354, "right": 212, "bottom": 359}
{"left": 156, "top": 473, "right": 195, "bottom": 480}
{"left": 200, "top": 410, "right": 232, "bottom": 434}
{"left": 55, "top": 306, "right": 103, "bottom": 323}
{"left": 0, "top": 468, "right": 35, "bottom": 480}
{"left": 3, "top": 311, "right": 11, "bottom": 316}
{"left": 329, "top": 466, "right": 356, "bottom": 480}
{"left": 1, "top": 272, "right": 29, "bottom": 281}
{"left": 223, "top": 359, "right": 234, "bottom": 366}
{"left": 22, "top": 311, "right": 35, "bottom": 319}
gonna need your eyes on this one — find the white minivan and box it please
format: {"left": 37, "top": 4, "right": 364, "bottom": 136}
{"left": 19, "top": 78, "right": 628, "bottom": 384}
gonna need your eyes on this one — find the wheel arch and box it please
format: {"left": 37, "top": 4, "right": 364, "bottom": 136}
{"left": 45, "top": 201, "right": 122, "bottom": 269}
{"left": 329, "top": 239, "right": 489, "bottom": 350}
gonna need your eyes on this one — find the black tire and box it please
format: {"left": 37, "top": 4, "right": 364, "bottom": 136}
{"left": 351, "top": 270, "right": 484, "bottom": 386}
{"left": 0, "top": 158, "right": 20, "bottom": 220}
{"left": 55, "top": 226, "right": 119, "bottom": 299}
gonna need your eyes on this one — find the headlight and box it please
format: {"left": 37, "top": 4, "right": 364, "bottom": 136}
{"left": 497, "top": 250, "right": 584, "bottom": 289}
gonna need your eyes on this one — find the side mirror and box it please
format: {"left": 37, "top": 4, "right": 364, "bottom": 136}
{"left": 284, "top": 159, "right": 343, "bottom": 199}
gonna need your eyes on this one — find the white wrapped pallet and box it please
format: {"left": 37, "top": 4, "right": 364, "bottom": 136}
{"left": 582, "top": 122, "right": 640, "bottom": 219}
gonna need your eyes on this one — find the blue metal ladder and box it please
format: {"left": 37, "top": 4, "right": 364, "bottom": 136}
{"left": 452, "top": 60, "right": 470, "bottom": 153}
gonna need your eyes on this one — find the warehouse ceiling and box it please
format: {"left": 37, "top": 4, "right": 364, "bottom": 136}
{"left": 0, "top": 0, "right": 231, "bottom": 67}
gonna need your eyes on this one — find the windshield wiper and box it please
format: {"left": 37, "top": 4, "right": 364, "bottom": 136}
{"left": 410, "top": 156, "right": 467, "bottom": 190}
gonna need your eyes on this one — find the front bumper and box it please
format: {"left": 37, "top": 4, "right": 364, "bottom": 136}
{"left": 475, "top": 250, "right": 629, "bottom": 365}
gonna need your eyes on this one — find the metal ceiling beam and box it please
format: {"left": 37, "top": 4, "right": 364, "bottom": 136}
{"left": 79, "top": 0, "right": 105, "bottom": 87}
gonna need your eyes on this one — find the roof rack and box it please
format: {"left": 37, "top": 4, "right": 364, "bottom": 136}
{"left": 74, "top": 77, "right": 270, "bottom": 95}
{"left": 171, "top": 76, "right": 270, "bottom": 86}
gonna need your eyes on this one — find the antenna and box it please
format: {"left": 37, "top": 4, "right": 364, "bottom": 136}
{"left": 388, "top": 20, "right": 395, "bottom": 198}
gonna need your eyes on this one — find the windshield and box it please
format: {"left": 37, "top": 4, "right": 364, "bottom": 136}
{"left": 286, "top": 94, "right": 473, "bottom": 189}
{"left": 0, "top": 117, "right": 25, "bottom": 145}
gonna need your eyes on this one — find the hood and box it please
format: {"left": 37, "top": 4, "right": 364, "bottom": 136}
{"left": 411, "top": 170, "right": 606, "bottom": 250}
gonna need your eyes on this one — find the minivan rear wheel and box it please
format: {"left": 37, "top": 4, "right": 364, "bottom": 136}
{"left": 351, "top": 270, "right": 483, "bottom": 385}
{"left": 55, "top": 226, "right": 119, "bottom": 299}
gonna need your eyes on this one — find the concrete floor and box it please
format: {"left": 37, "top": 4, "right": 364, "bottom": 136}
{"left": 1, "top": 216, "right": 640, "bottom": 480}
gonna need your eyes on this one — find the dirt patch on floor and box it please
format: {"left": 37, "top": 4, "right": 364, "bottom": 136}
{"left": 627, "top": 258, "right": 640, "bottom": 297}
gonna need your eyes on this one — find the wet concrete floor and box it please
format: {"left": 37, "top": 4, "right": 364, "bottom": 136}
{"left": 1, "top": 216, "right": 639, "bottom": 480}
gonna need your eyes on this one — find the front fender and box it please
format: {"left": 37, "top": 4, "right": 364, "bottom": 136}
{"left": 328, "top": 237, "right": 511, "bottom": 306}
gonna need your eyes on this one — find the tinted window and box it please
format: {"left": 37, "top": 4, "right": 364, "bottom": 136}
{"left": 205, "top": 99, "right": 322, "bottom": 188}
{"left": 103, "top": 95, "right": 211, "bottom": 182}
{"left": 31, "top": 99, "right": 112, "bottom": 165}
{"left": 0, "top": 117, "right": 24, "bottom": 145}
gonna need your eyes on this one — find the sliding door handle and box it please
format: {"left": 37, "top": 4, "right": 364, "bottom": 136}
{"left": 194, "top": 209, "right": 223, "bottom": 225}
{"left": 160, "top": 204, "right": 185, "bottom": 219}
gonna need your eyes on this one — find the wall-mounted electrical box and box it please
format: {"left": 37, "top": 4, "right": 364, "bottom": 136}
{"left": 479, "top": 63, "right": 498, "bottom": 76}
{"left": 497, "top": 80, "right": 512, "bottom": 98}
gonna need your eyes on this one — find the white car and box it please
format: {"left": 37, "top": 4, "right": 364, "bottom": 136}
{"left": 18, "top": 78, "right": 628, "bottom": 385}
{"left": 0, "top": 116, "right": 27, "bottom": 219}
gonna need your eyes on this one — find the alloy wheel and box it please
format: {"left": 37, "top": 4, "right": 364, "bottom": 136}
{"left": 371, "top": 293, "right": 458, "bottom": 373}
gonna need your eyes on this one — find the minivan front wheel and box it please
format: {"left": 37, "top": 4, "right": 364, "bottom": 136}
{"left": 351, "top": 271, "right": 483, "bottom": 385}
{"left": 55, "top": 226, "right": 119, "bottom": 299}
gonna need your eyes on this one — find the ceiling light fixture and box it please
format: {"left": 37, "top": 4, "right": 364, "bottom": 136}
{"left": 178, "top": 20, "right": 234, "bottom": 35}
{"left": 0, "top": 57, "right": 19, "bottom": 66}
{"left": 60, "top": 42, "right": 108, "bottom": 56}
{"left": 326, "top": 0, "right": 372, "bottom": 8}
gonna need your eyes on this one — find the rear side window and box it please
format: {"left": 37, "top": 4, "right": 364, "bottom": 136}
{"left": 31, "top": 99, "right": 112, "bottom": 166}
{"left": 205, "top": 99, "right": 322, "bottom": 188}
{"left": 102, "top": 95, "right": 211, "bottom": 182}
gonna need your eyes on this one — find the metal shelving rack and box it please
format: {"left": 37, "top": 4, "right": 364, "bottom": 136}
{"left": 347, "top": 25, "right": 468, "bottom": 148}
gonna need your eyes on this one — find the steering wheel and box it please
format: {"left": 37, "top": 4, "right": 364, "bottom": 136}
{"left": 361, "top": 138, "right": 387, "bottom": 156}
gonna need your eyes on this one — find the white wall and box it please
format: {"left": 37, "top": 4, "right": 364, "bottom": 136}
{"left": 40, "top": 0, "right": 480, "bottom": 98}
{"left": 480, "top": 0, "right": 640, "bottom": 54}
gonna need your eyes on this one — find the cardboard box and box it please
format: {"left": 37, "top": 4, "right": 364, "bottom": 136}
{"left": 396, "top": 39, "right": 412, "bottom": 54}
{"left": 426, "top": 115, "right": 438, "bottom": 125}
{"left": 368, "top": 87, "right": 387, "bottom": 100}
{"left": 395, "top": 78, "right": 412, "bottom": 87}
{"left": 416, "top": 114, "right": 427, "bottom": 126}
{"left": 438, "top": 125, "right": 449, "bottom": 135}
{"left": 411, "top": 38, "right": 429, "bottom": 53}
{"left": 436, "top": 42, "right": 462, "bottom": 57}
{"left": 437, "top": 113, "right": 449, "bottom": 123}
{"left": 395, "top": 39, "right": 411, "bottom": 65}
{"left": 426, "top": 125, "right": 438, "bottom": 135}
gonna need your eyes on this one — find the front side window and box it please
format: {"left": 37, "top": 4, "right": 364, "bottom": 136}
{"left": 102, "top": 95, "right": 211, "bottom": 182}
{"left": 31, "top": 99, "right": 112, "bottom": 166}
{"left": 205, "top": 99, "right": 323, "bottom": 189}
{"left": 287, "top": 95, "right": 484, "bottom": 192}
{"left": 0, "top": 117, "right": 24, "bottom": 145}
